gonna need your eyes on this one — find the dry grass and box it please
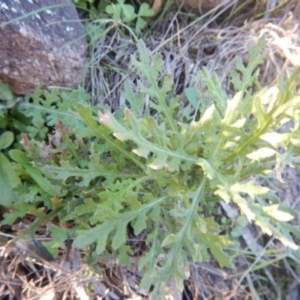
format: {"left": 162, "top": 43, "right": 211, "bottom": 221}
{"left": 0, "top": 231, "right": 148, "bottom": 299}
{"left": 1, "top": 0, "right": 300, "bottom": 299}
{"left": 88, "top": 0, "right": 300, "bottom": 109}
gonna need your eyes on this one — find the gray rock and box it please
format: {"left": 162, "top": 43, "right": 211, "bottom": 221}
{"left": 0, "top": 0, "right": 87, "bottom": 95}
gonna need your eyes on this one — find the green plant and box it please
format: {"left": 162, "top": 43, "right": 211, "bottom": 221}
{"left": 105, "top": 0, "right": 154, "bottom": 33}
{"left": 2, "top": 37, "right": 300, "bottom": 298}
{"left": 0, "top": 131, "right": 21, "bottom": 207}
{"left": 73, "top": 0, "right": 94, "bottom": 7}
{"left": 73, "top": 0, "right": 103, "bottom": 18}
{"left": 0, "top": 86, "right": 89, "bottom": 211}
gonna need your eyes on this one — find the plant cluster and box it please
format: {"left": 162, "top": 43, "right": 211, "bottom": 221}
{"left": 1, "top": 38, "right": 300, "bottom": 297}
{"left": 74, "top": 0, "right": 154, "bottom": 34}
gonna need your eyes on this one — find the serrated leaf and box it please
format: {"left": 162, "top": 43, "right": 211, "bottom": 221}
{"left": 43, "top": 162, "right": 135, "bottom": 187}
{"left": 131, "top": 40, "right": 177, "bottom": 131}
{"left": 261, "top": 86, "right": 279, "bottom": 112}
{"left": 273, "top": 95, "right": 300, "bottom": 119}
{"left": 0, "top": 153, "right": 20, "bottom": 206}
{"left": 263, "top": 205, "right": 294, "bottom": 222}
{"left": 222, "top": 92, "right": 242, "bottom": 125}
{"left": 215, "top": 186, "right": 231, "bottom": 203}
{"left": 161, "top": 234, "right": 176, "bottom": 247}
{"left": 99, "top": 178, "right": 144, "bottom": 213}
{"left": 10, "top": 149, "right": 63, "bottom": 197}
{"left": 196, "top": 158, "right": 215, "bottom": 179}
{"left": 64, "top": 199, "right": 98, "bottom": 221}
{"left": 99, "top": 109, "right": 196, "bottom": 172}
{"left": 231, "top": 181, "right": 269, "bottom": 198}
{"left": 75, "top": 103, "right": 145, "bottom": 171}
{"left": 247, "top": 147, "right": 277, "bottom": 161}
{"left": 132, "top": 212, "right": 147, "bottom": 235}
{"left": 195, "top": 217, "right": 207, "bottom": 233}
{"left": 207, "top": 238, "right": 233, "bottom": 268}
{"left": 19, "top": 88, "right": 87, "bottom": 139}
{"left": 122, "top": 81, "right": 144, "bottom": 116}
{"left": 231, "top": 118, "right": 246, "bottom": 128}
{"left": 230, "top": 37, "right": 266, "bottom": 92}
{"left": 2, "top": 203, "right": 28, "bottom": 224}
{"left": 74, "top": 226, "right": 103, "bottom": 248}
{"left": 192, "top": 244, "right": 204, "bottom": 262}
{"left": 233, "top": 194, "right": 256, "bottom": 222}
{"left": 255, "top": 214, "right": 298, "bottom": 250}
{"left": 260, "top": 132, "right": 290, "bottom": 148}
{"left": 75, "top": 196, "right": 167, "bottom": 254}
{"left": 197, "top": 104, "right": 215, "bottom": 126}
{"left": 49, "top": 225, "right": 70, "bottom": 244}
{"left": 112, "top": 221, "right": 127, "bottom": 249}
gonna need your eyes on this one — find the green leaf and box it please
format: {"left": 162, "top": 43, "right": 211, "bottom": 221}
{"left": 50, "top": 225, "right": 72, "bottom": 245}
{"left": 112, "top": 220, "right": 128, "bottom": 249}
{"left": 132, "top": 40, "right": 178, "bottom": 131}
{"left": 122, "top": 4, "right": 136, "bottom": 22}
{"left": 207, "top": 236, "right": 233, "bottom": 268}
{"left": 273, "top": 95, "right": 300, "bottom": 119}
{"left": 230, "top": 36, "right": 266, "bottom": 92}
{"left": 0, "top": 152, "right": 21, "bottom": 206}
{"left": 132, "top": 211, "right": 147, "bottom": 235}
{"left": 0, "top": 131, "right": 14, "bottom": 149}
{"left": 197, "top": 104, "right": 216, "bottom": 125}
{"left": 135, "top": 3, "right": 153, "bottom": 33}
{"left": 263, "top": 205, "right": 294, "bottom": 222}
{"left": 138, "top": 3, "right": 154, "bottom": 17}
{"left": 222, "top": 92, "right": 243, "bottom": 126}
{"left": 74, "top": 196, "right": 167, "bottom": 254}
{"left": 75, "top": 103, "right": 145, "bottom": 171}
{"left": 122, "top": 81, "right": 144, "bottom": 116}
{"left": 98, "top": 109, "right": 196, "bottom": 172}
{"left": 10, "top": 149, "right": 64, "bottom": 197}
{"left": 135, "top": 17, "right": 147, "bottom": 34}
{"left": 260, "top": 132, "right": 290, "bottom": 148}
{"left": 184, "top": 87, "right": 199, "bottom": 109}
{"left": 231, "top": 181, "right": 269, "bottom": 198}
{"left": 105, "top": 0, "right": 137, "bottom": 22}
{"left": 2, "top": 203, "right": 28, "bottom": 224}
{"left": 105, "top": 3, "right": 121, "bottom": 19}
{"left": 247, "top": 147, "right": 277, "bottom": 161}
{"left": 196, "top": 158, "right": 215, "bottom": 180}
{"left": 43, "top": 161, "right": 136, "bottom": 187}
{"left": 254, "top": 213, "right": 298, "bottom": 250}
{"left": 161, "top": 234, "right": 177, "bottom": 247}
{"left": 20, "top": 88, "right": 87, "bottom": 139}
{"left": 0, "top": 81, "right": 14, "bottom": 101}
{"left": 74, "top": 225, "right": 108, "bottom": 250}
